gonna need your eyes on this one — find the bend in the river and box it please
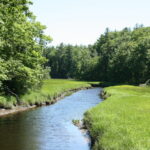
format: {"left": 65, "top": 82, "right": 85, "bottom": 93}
{"left": 0, "top": 88, "right": 102, "bottom": 150}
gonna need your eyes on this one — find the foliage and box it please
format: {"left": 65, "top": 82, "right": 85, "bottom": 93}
{"left": 44, "top": 26, "right": 150, "bottom": 84}
{"left": 94, "top": 26, "right": 150, "bottom": 84}
{"left": 0, "top": 0, "right": 52, "bottom": 97}
{"left": 84, "top": 85, "right": 150, "bottom": 150}
{"left": 44, "top": 43, "right": 98, "bottom": 80}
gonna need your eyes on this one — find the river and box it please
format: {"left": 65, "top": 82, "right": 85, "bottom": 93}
{"left": 0, "top": 88, "right": 102, "bottom": 150}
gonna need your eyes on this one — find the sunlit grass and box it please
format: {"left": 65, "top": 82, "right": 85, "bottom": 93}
{"left": 0, "top": 79, "right": 99, "bottom": 108}
{"left": 0, "top": 96, "right": 17, "bottom": 109}
{"left": 21, "top": 79, "right": 99, "bottom": 105}
{"left": 84, "top": 85, "right": 150, "bottom": 150}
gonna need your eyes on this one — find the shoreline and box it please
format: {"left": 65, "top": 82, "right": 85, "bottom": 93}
{"left": 83, "top": 85, "right": 150, "bottom": 149}
{"left": 83, "top": 89, "right": 104, "bottom": 149}
{"left": 0, "top": 86, "right": 93, "bottom": 117}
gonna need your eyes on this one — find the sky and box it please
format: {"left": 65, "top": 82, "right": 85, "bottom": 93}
{"left": 31, "top": 0, "right": 150, "bottom": 46}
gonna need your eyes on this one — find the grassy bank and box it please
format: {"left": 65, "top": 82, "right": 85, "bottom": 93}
{"left": 0, "top": 79, "right": 99, "bottom": 109}
{"left": 84, "top": 85, "right": 150, "bottom": 150}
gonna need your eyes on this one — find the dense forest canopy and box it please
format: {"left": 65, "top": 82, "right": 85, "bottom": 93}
{"left": 44, "top": 26, "right": 150, "bottom": 84}
{"left": 43, "top": 44, "right": 98, "bottom": 80}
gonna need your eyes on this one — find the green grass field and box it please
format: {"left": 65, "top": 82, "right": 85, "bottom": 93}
{"left": 84, "top": 85, "right": 150, "bottom": 150}
{"left": 0, "top": 79, "right": 99, "bottom": 108}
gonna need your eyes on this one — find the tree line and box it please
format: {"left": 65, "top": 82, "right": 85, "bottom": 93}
{"left": 44, "top": 26, "right": 150, "bottom": 84}
{"left": 43, "top": 44, "right": 98, "bottom": 80}
{"left": 0, "top": 0, "right": 149, "bottom": 99}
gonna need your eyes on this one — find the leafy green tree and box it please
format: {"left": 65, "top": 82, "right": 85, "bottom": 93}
{"left": 0, "top": 0, "right": 52, "bottom": 97}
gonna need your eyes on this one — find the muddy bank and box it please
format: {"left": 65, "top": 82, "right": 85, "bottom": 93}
{"left": 72, "top": 120, "right": 91, "bottom": 148}
{"left": 0, "top": 105, "right": 36, "bottom": 117}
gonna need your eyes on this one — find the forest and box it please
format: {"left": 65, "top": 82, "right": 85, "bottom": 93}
{"left": 45, "top": 26, "right": 150, "bottom": 84}
{"left": 1, "top": 1, "right": 150, "bottom": 100}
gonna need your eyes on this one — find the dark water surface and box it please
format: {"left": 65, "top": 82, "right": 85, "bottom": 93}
{"left": 0, "top": 88, "right": 102, "bottom": 150}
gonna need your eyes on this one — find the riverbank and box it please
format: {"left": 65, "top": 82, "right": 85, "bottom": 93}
{"left": 0, "top": 79, "right": 99, "bottom": 117}
{"left": 84, "top": 85, "right": 150, "bottom": 150}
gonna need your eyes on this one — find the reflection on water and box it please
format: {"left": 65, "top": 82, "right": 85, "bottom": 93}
{"left": 0, "top": 88, "right": 102, "bottom": 150}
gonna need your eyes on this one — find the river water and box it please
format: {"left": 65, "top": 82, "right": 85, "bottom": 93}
{"left": 0, "top": 88, "right": 102, "bottom": 150}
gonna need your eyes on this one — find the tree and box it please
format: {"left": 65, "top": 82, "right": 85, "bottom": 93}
{"left": 0, "top": 0, "right": 52, "bottom": 97}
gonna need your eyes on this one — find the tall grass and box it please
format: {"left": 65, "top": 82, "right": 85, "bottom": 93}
{"left": 84, "top": 85, "right": 150, "bottom": 150}
{"left": 21, "top": 79, "right": 99, "bottom": 106}
{"left": 0, "top": 79, "right": 99, "bottom": 108}
{"left": 0, "top": 96, "right": 17, "bottom": 109}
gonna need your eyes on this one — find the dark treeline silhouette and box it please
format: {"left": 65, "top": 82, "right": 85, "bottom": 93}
{"left": 44, "top": 26, "right": 150, "bottom": 84}
{"left": 43, "top": 44, "right": 98, "bottom": 80}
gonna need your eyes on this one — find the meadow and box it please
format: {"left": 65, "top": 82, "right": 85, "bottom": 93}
{"left": 84, "top": 85, "right": 150, "bottom": 150}
{"left": 0, "top": 79, "right": 98, "bottom": 109}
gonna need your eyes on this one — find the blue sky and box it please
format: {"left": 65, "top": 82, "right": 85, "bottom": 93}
{"left": 31, "top": 0, "right": 150, "bottom": 46}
